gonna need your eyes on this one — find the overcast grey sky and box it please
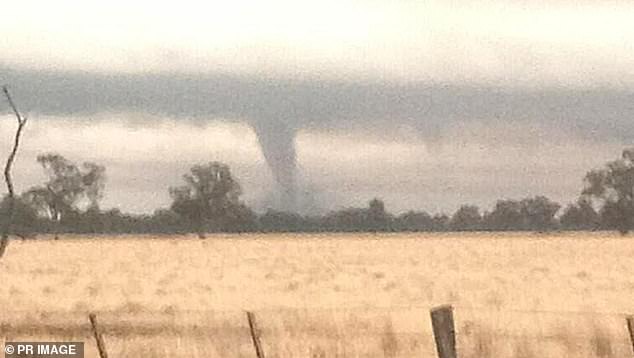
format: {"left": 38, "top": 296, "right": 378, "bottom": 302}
{"left": 1, "top": 0, "right": 633, "bottom": 214}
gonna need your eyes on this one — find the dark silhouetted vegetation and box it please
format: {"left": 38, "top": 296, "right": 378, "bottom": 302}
{"left": 560, "top": 198, "right": 600, "bottom": 231}
{"left": 1, "top": 86, "right": 28, "bottom": 258}
{"left": 3, "top": 148, "right": 634, "bottom": 236}
{"left": 169, "top": 162, "right": 248, "bottom": 237}
{"left": 582, "top": 148, "right": 634, "bottom": 234}
{"left": 23, "top": 154, "right": 105, "bottom": 223}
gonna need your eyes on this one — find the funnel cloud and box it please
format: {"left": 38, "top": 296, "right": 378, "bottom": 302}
{"left": 253, "top": 120, "right": 297, "bottom": 211}
{"left": 1, "top": 63, "right": 634, "bottom": 212}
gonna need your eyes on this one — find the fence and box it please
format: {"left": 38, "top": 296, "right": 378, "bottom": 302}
{"left": 2, "top": 305, "right": 632, "bottom": 358}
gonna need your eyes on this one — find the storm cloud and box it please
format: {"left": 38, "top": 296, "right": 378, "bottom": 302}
{"left": 1, "top": 64, "right": 633, "bottom": 213}
{"left": 1, "top": 0, "right": 634, "bottom": 213}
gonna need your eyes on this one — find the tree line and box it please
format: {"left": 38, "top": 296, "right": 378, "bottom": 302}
{"left": 2, "top": 148, "right": 634, "bottom": 236}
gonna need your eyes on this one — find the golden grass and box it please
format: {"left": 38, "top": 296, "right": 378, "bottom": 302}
{"left": 0, "top": 231, "right": 633, "bottom": 357}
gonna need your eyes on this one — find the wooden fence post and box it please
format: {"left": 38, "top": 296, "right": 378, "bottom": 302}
{"left": 89, "top": 313, "right": 109, "bottom": 358}
{"left": 430, "top": 305, "right": 457, "bottom": 358}
{"left": 626, "top": 315, "right": 634, "bottom": 356}
{"left": 246, "top": 311, "right": 266, "bottom": 358}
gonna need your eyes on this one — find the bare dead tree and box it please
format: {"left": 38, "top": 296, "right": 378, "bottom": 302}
{"left": 0, "top": 86, "right": 28, "bottom": 259}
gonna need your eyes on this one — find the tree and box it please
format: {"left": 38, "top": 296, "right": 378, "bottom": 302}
{"left": 484, "top": 200, "right": 523, "bottom": 231}
{"left": 599, "top": 200, "right": 632, "bottom": 233}
{"left": 394, "top": 211, "right": 434, "bottom": 231}
{"left": 323, "top": 207, "right": 367, "bottom": 232}
{"left": 169, "top": 162, "right": 242, "bottom": 238}
{"left": 582, "top": 148, "right": 634, "bottom": 234}
{"left": 147, "top": 209, "right": 185, "bottom": 233}
{"left": 366, "top": 198, "right": 390, "bottom": 232}
{"left": 482, "top": 197, "right": 560, "bottom": 231}
{"left": 22, "top": 154, "right": 106, "bottom": 226}
{"left": 322, "top": 199, "right": 392, "bottom": 232}
{"left": 450, "top": 205, "right": 482, "bottom": 231}
{"left": 519, "top": 196, "right": 561, "bottom": 232}
{"left": 430, "top": 214, "right": 450, "bottom": 231}
{"left": 560, "top": 198, "right": 600, "bottom": 230}
{"left": 1, "top": 86, "right": 28, "bottom": 259}
{"left": 220, "top": 203, "right": 257, "bottom": 232}
{"left": 259, "top": 210, "right": 307, "bottom": 232}
{"left": 0, "top": 195, "right": 38, "bottom": 237}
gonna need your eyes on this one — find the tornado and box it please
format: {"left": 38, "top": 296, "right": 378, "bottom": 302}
{"left": 252, "top": 121, "right": 297, "bottom": 212}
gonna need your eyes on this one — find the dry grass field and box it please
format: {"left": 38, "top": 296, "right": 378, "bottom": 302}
{"left": 0, "top": 232, "right": 633, "bottom": 357}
